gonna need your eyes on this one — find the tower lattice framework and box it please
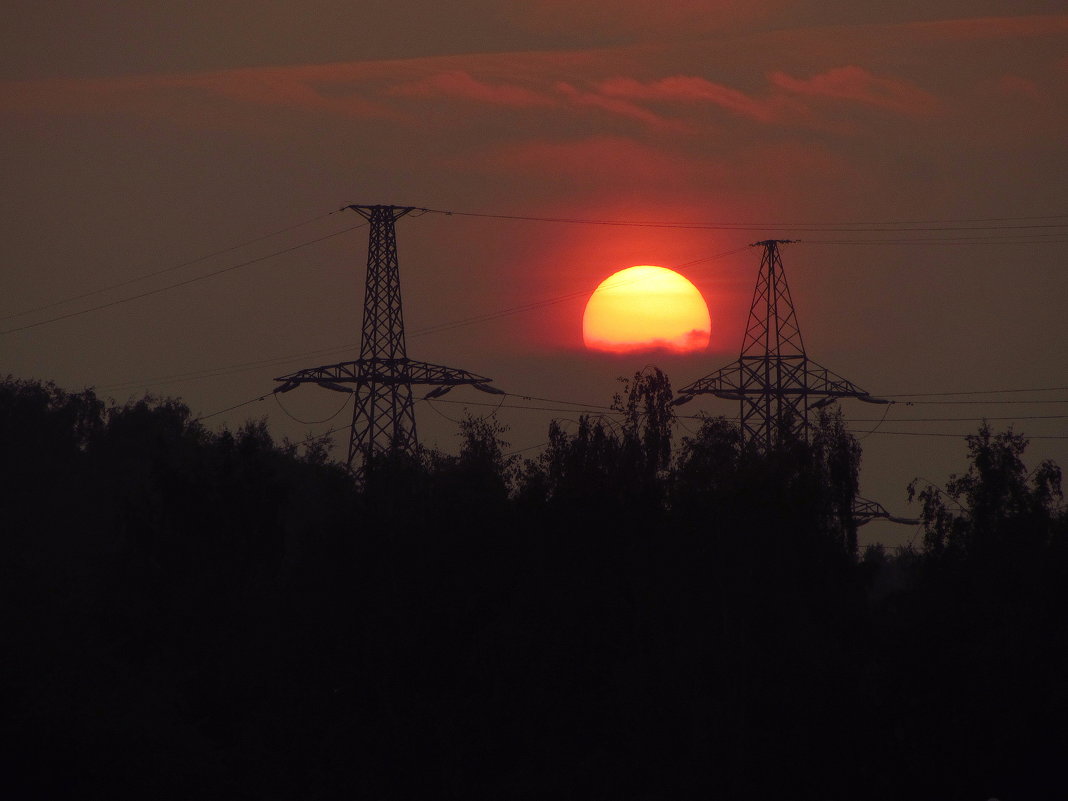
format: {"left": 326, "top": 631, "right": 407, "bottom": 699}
{"left": 274, "top": 204, "right": 501, "bottom": 476}
{"left": 676, "top": 239, "right": 887, "bottom": 453}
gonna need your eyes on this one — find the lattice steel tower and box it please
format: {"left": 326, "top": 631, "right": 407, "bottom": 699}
{"left": 274, "top": 205, "right": 501, "bottom": 476}
{"left": 675, "top": 240, "right": 887, "bottom": 452}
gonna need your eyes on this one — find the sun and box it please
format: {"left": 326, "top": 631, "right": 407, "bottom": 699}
{"left": 583, "top": 265, "right": 711, "bottom": 353}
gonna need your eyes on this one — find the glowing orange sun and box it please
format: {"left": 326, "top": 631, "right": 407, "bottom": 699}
{"left": 583, "top": 265, "right": 711, "bottom": 353}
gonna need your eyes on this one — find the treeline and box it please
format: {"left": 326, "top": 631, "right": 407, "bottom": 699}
{"left": 2, "top": 372, "right": 1066, "bottom": 800}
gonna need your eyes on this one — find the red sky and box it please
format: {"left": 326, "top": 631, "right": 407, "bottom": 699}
{"left": 2, "top": 1, "right": 1067, "bottom": 545}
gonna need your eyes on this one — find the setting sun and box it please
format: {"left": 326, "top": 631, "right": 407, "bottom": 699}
{"left": 582, "top": 265, "right": 711, "bottom": 353}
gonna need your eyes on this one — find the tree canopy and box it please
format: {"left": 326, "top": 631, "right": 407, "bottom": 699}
{"left": 2, "top": 373, "right": 1065, "bottom": 800}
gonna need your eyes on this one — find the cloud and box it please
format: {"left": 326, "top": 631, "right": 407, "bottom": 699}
{"left": 992, "top": 75, "right": 1043, "bottom": 102}
{"left": 388, "top": 70, "right": 557, "bottom": 107}
{"left": 552, "top": 82, "right": 689, "bottom": 131}
{"left": 1, "top": 57, "right": 933, "bottom": 142}
{"left": 193, "top": 67, "right": 390, "bottom": 118}
{"left": 769, "top": 66, "right": 938, "bottom": 115}
{"left": 593, "top": 75, "right": 781, "bottom": 123}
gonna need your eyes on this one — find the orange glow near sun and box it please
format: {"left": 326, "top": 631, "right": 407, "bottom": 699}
{"left": 583, "top": 265, "right": 711, "bottom": 353}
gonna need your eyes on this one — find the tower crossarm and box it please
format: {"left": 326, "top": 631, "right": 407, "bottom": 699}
{"left": 674, "top": 360, "right": 754, "bottom": 402}
{"left": 343, "top": 204, "right": 417, "bottom": 220}
{"left": 274, "top": 358, "right": 497, "bottom": 393}
{"left": 853, "top": 497, "right": 919, "bottom": 527}
{"left": 674, "top": 357, "right": 886, "bottom": 404}
{"left": 803, "top": 359, "right": 880, "bottom": 399}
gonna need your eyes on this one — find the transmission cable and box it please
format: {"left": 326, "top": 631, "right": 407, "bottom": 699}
{"left": 504, "top": 440, "right": 551, "bottom": 457}
{"left": 0, "top": 210, "right": 342, "bottom": 323}
{"left": 420, "top": 206, "right": 1068, "bottom": 233}
{"left": 428, "top": 396, "right": 625, "bottom": 418}
{"left": 188, "top": 387, "right": 1068, "bottom": 447}
{"left": 99, "top": 246, "right": 748, "bottom": 391}
{"left": 273, "top": 390, "right": 353, "bottom": 425}
{"left": 855, "top": 402, "right": 893, "bottom": 441}
{"left": 428, "top": 396, "right": 1068, "bottom": 440}
{"left": 409, "top": 246, "right": 748, "bottom": 339}
{"left": 884, "top": 386, "right": 1068, "bottom": 397}
{"left": 193, "top": 394, "right": 272, "bottom": 423}
{"left": 98, "top": 343, "right": 360, "bottom": 393}
{"left": 902, "top": 399, "right": 1068, "bottom": 405}
{"left": 504, "top": 391, "right": 616, "bottom": 412}
{"left": 806, "top": 235, "right": 1068, "bottom": 246}
{"left": 0, "top": 222, "right": 367, "bottom": 336}
{"left": 848, "top": 413, "right": 1068, "bottom": 422}
{"left": 849, "top": 429, "right": 1068, "bottom": 440}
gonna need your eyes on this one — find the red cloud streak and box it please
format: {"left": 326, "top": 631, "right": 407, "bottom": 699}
{"left": 389, "top": 70, "right": 557, "bottom": 107}
{"left": 769, "top": 66, "right": 938, "bottom": 115}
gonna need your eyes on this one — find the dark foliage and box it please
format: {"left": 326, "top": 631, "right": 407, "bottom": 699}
{"left": 2, "top": 374, "right": 1065, "bottom": 799}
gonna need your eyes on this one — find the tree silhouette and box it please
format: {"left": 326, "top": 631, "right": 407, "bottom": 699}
{"left": 4, "top": 374, "right": 1067, "bottom": 799}
{"left": 910, "top": 423, "right": 1063, "bottom": 558}
{"left": 892, "top": 424, "right": 1068, "bottom": 797}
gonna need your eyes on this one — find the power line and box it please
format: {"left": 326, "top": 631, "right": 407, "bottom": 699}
{"left": 273, "top": 391, "right": 352, "bottom": 425}
{"left": 813, "top": 214, "right": 1068, "bottom": 224}
{"left": 0, "top": 222, "right": 367, "bottom": 336}
{"left": 0, "top": 210, "right": 341, "bottom": 322}
{"left": 424, "top": 393, "right": 507, "bottom": 425}
{"left": 419, "top": 206, "right": 1068, "bottom": 234}
{"left": 9, "top": 202, "right": 1065, "bottom": 339}
{"left": 505, "top": 392, "right": 616, "bottom": 412}
{"left": 398, "top": 397, "right": 1068, "bottom": 440}
{"left": 408, "top": 292, "right": 591, "bottom": 338}
{"left": 856, "top": 403, "right": 893, "bottom": 441}
{"left": 95, "top": 247, "right": 749, "bottom": 391}
{"left": 850, "top": 429, "right": 1068, "bottom": 440}
{"left": 504, "top": 440, "right": 550, "bottom": 457}
{"left": 903, "top": 399, "right": 1068, "bottom": 405}
{"left": 806, "top": 236, "right": 1068, "bottom": 246}
{"left": 97, "top": 344, "right": 359, "bottom": 393}
{"left": 884, "top": 386, "right": 1068, "bottom": 397}
{"left": 108, "top": 341, "right": 1068, "bottom": 422}
{"left": 193, "top": 394, "right": 271, "bottom": 423}
{"left": 845, "top": 416, "right": 1068, "bottom": 422}
{"left": 409, "top": 246, "right": 748, "bottom": 339}
{"left": 186, "top": 388, "right": 1068, "bottom": 448}
{"left": 191, "top": 386, "right": 352, "bottom": 428}
{"left": 427, "top": 396, "right": 623, "bottom": 418}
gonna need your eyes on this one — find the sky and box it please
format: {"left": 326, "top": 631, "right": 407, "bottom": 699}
{"left": 2, "top": 1, "right": 1067, "bottom": 546}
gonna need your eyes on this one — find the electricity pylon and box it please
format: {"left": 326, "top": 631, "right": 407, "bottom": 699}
{"left": 675, "top": 239, "right": 888, "bottom": 452}
{"left": 675, "top": 240, "right": 911, "bottom": 533}
{"left": 274, "top": 204, "right": 501, "bottom": 476}
{"left": 679, "top": 238, "right": 888, "bottom": 452}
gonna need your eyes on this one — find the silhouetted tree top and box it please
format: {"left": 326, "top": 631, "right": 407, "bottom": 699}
{"left": 910, "top": 423, "right": 1064, "bottom": 559}
{"left": 4, "top": 374, "right": 1067, "bottom": 800}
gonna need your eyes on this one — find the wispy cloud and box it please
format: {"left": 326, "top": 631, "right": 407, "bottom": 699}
{"left": 389, "top": 70, "right": 557, "bottom": 107}
{"left": 992, "top": 75, "right": 1043, "bottom": 102}
{"left": 593, "top": 75, "right": 782, "bottom": 123}
{"left": 769, "top": 66, "right": 938, "bottom": 115}
{"left": 553, "top": 82, "right": 690, "bottom": 131}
